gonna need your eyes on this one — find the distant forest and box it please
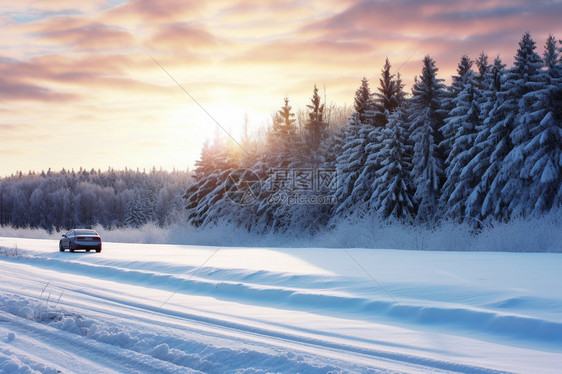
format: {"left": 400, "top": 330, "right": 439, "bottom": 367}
{"left": 184, "top": 32, "right": 561, "bottom": 232}
{"left": 0, "top": 168, "right": 191, "bottom": 230}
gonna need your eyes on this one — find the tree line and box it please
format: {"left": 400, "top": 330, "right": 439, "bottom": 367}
{"left": 0, "top": 168, "right": 191, "bottom": 230}
{"left": 184, "top": 32, "right": 562, "bottom": 233}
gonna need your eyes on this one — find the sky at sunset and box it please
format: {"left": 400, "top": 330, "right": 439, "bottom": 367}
{"left": 1, "top": 0, "right": 561, "bottom": 177}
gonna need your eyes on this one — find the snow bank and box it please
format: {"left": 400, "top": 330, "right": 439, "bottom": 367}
{"left": 322, "top": 211, "right": 562, "bottom": 252}
{"left": 0, "top": 226, "right": 59, "bottom": 240}
{"left": 0, "top": 292, "right": 348, "bottom": 374}
{"left": 1, "top": 209, "right": 560, "bottom": 251}
{"left": 0, "top": 351, "right": 56, "bottom": 374}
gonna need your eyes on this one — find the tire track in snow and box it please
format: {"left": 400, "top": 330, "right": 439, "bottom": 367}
{"left": 0, "top": 309, "right": 200, "bottom": 374}
{"left": 34, "top": 283, "right": 513, "bottom": 374}
{"left": 1, "top": 256, "right": 514, "bottom": 374}
{"left": 3, "top": 253, "right": 562, "bottom": 349}
{"left": 0, "top": 292, "right": 389, "bottom": 374}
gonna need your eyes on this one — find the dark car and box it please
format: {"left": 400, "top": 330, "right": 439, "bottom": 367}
{"left": 59, "top": 229, "right": 102, "bottom": 252}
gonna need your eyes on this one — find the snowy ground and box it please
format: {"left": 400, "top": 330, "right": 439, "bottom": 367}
{"left": 0, "top": 237, "right": 561, "bottom": 373}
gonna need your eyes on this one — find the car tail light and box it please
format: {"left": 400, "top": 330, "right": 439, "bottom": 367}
{"left": 77, "top": 237, "right": 84, "bottom": 240}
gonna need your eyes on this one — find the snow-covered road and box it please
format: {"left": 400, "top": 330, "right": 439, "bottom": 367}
{"left": 1, "top": 237, "right": 561, "bottom": 373}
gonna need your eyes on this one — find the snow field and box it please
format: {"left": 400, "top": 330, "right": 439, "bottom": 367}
{"left": 0, "top": 263, "right": 394, "bottom": 373}
{"left": 4, "top": 248, "right": 562, "bottom": 347}
{"left": 1, "top": 237, "right": 562, "bottom": 373}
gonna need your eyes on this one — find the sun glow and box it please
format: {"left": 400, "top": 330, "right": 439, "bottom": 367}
{"left": 164, "top": 103, "right": 247, "bottom": 147}
{"left": 1, "top": 0, "right": 560, "bottom": 177}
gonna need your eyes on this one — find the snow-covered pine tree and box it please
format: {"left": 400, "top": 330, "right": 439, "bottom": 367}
{"left": 543, "top": 34, "right": 560, "bottom": 74}
{"left": 321, "top": 125, "right": 345, "bottom": 168}
{"left": 183, "top": 141, "right": 213, "bottom": 217}
{"left": 308, "top": 84, "right": 325, "bottom": 123}
{"left": 464, "top": 56, "right": 506, "bottom": 221}
{"left": 475, "top": 52, "right": 489, "bottom": 89}
{"left": 299, "top": 84, "right": 328, "bottom": 167}
{"left": 345, "top": 59, "right": 406, "bottom": 217}
{"left": 483, "top": 32, "right": 545, "bottom": 220}
{"left": 338, "top": 125, "right": 382, "bottom": 215}
{"left": 452, "top": 55, "right": 474, "bottom": 88}
{"left": 267, "top": 96, "right": 299, "bottom": 169}
{"left": 440, "top": 55, "right": 481, "bottom": 221}
{"left": 372, "top": 58, "right": 406, "bottom": 127}
{"left": 251, "top": 97, "right": 302, "bottom": 231}
{"left": 184, "top": 136, "right": 238, "bottom": 227}
{"left": 330, "top": 78, "right": 378, "bottom": 218}
{"left": 371, "top": 105, "right": 415, "bottom": 221}
{"left": 441, "top": 55, "right": 473, "bottom": 162}
{"left": 514, "top": 34, "right": 562, "bottom": 215}
{"left": 332, "top": 114, "right": 369, "bottom": 218}
{"left": 333, "top": 72, "right": 393, "bottom": 218}
{"left": 251, "top": 96, "right": 299, "bottom": 227}
{"left": 198, "top": 135, "right": 256, "bottom": 228}
{"left": 408, "top": 55, "right": 448, "bottom": 223}
{"left": 270, "top": 86, "right": 332, "bottom": 232}
{"left": 354, "top": 77, "right": 374, "bottom": 125}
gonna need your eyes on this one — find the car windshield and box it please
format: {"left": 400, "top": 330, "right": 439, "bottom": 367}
{"left": 75, "top": 230, "right": 97, "bottom": 236}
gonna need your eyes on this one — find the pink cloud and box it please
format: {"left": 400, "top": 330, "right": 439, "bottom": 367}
{"left": 0, "top": 75, "right": 78, "bottom": 102}
{"left": 146, "top": 23, "right": 223, "bottom": 53}
{"left": 103, "top": 0, "right": 206, "bottom": 25}
{"left": 38, "top": 22, "right": 135, "bottom": 51}
{"left": 17, "top": 15, "right": 135, "bottom": 51}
